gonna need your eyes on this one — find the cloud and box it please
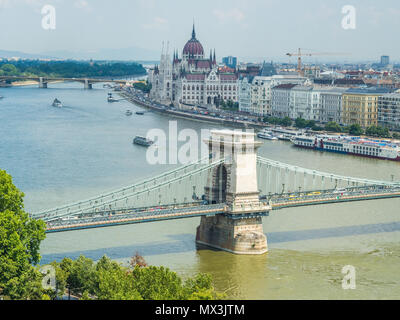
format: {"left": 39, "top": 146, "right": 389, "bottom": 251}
{"left": 213, "top": 8, "right": 245, "bottom": 24}
{"left": 141, "top": 17, "right": 168, "bottom": 30}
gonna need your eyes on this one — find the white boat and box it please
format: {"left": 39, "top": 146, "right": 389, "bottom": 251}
{"left": 272, "top": 128, "right": 303, "bottom": 141}
{"left": 257, "top": 129, "right": 278, "bottom": 140}
{"left": 125, "top": 110, "right": 133, "bottom": 116}
{"left": 52, "top": 98, "right": 62, "bottom": 108}
{"left": 291, "top": 134, "right": 400, "bottom": 161}
{"left": 107, "top": 93, "right": 119, "bottom": 102}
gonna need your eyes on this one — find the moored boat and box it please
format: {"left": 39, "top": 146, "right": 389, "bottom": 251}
{"left": 272, "top": 128, "right": 303, "bottom": 141}
{"left": 133, "top": 136, "right": 154, "bottom": 147}
{"left": 125, "top": 110, "right": 133, "bottom": 116}
{"left": 107, "top": 93, "right": 119, "bottom": 102}
{"left": 257, "top": 129, "right": 278, "bottom": 140}
{"left": 291, "top": 134, "right": 400, "bottom": 161}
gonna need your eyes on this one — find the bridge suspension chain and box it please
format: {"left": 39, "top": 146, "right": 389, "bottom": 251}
{"left": 33, "top": 157, "right": 223, "bottom": 221}
{"left": 257, "top": 156, "right": 399, "bottom": 194}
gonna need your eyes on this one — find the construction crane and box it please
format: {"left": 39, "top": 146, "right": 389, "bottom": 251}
{"left": 286, "top": 48, "right": 348, "bottom": 76}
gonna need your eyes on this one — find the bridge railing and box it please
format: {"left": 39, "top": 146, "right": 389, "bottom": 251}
{"left": 257, "top": 156, "right": 400, "bottom": 193}
{"left": 32, "top": 157, "right": 223, "bottom": 222}
{"left": 46, "top": 203, "right": 227, "bottom": 228}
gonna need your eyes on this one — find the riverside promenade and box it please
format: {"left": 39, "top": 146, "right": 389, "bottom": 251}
{"left": 119, "top": 88, "right": 267, "bottom": 129}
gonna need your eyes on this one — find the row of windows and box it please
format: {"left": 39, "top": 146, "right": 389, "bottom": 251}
{"left": 183, "top": 85, "right": 236, "bottom": 91}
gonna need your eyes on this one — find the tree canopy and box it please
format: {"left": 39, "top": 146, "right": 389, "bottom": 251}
{"left": 0, "top": 60, "right": 146, "bottom": 78}
{"left": 0, "top": 169, "right": 47, "bottom": 299}
{"left": 51, "top": 254, "right": 224, "bottom": 300}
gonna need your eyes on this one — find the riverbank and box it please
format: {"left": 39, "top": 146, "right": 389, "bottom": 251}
{"left": 10, "top": 80, "right": 65, "bottom": 87}
{"left": 119, "top": 89, "right": 267, "bottom": 130}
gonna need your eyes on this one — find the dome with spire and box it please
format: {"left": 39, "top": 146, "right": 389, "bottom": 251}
{"left": 182, "top": 24, "right": 204, "bottom": 59}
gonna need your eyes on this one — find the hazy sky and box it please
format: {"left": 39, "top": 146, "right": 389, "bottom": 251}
{"left": 0, "top": 0, "right": 399, "bottom": 62}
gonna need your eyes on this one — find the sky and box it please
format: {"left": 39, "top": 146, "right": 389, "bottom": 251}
{"left": 0, "top": 0, "right": 399, "bottom": 63}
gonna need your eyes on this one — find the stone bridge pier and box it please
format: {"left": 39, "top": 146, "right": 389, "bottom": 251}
{"left": 39, "top": 77, "right": 48, "bottom": 88}
{"left": 196, "top": 130, "right": 270, "bottom": 255}
{"left": 84, "top": 79, "right": 93, "bottom": 89}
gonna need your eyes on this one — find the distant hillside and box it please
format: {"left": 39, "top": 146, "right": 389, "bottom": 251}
{"left": 42, "top": 46, "right": 160, "bottom": 61}
{"left": 0, "top": 50, "right": 56, "bottom": 60}
{"left": 0, "top": 60, "right": 146, "bottom": 78}
{"left": 0, "top": 46, "right": 160, "bottom": 61}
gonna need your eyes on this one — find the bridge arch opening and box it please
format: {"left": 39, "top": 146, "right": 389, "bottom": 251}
{"left": 208, "top": 164, "right": 228, "bottom": 204}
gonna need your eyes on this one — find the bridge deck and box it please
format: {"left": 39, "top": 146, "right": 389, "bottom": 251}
{"left": 45, "top": 204, "right": 227, "bottom": 233}
{"left": 272, "top": 190, "right": 400, "bottom": 210}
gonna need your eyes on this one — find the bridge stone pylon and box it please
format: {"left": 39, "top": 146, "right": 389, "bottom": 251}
{"left": 196, "top": 130, "right": 271, "bottom": 255}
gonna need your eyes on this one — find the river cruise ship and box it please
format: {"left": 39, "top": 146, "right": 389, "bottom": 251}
{"left": 291, "top": 134, "right": 400, "bottom": 161}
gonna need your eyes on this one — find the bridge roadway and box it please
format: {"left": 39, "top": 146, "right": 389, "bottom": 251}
{"left": 0, "top": 75, "right": 129, "bottom": 85}
{"left": 45, "top": 203, "right": 228, "bottom": 233}
{"left": 43, "top": 186, "right": 400, "bottom": 233}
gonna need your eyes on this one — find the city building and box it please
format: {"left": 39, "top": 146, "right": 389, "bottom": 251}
{"left": 222, "top": 56, "right": 237, "bottom": 69}
{"left": 238, "top": 77, "right": 252, "bottom": 114}
{"left": 378, "top": 93, "right": 400, "bottom": 130}
{"left": 149, "top": 25, "right": 238, "bottom": 107}
{"left": 271, "top": 83, "right": 298, "bottom": 118}
{"left": 381, "top": 55, "right": 390, "bottom": 66}
{"left": 289, "top": 85, "right": 317, "bottom": 120}
{"left": 315, "top": 87, "right": 347, "bottom": 124}
{"left": 342, "top": 88, "right": 391, "bottom": 128}
{"left": 239, "top": 75, "right": 306, "bottom": 116}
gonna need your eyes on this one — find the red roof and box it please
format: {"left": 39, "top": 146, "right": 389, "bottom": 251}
{"left": 219, "top": 74, "right": 237, "bottom": 81}
{"left": 184, "top": 74, "right": 206, "bottom": 80}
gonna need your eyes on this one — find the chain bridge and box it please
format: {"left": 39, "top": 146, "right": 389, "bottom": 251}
{"left": 31, "top": 130, "right": 400, "bottom": 254}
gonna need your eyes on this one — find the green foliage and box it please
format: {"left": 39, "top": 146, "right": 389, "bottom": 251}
{"left": 365, "top": 125, "right": 390, "bottom": 138}
{"left": 0, "top": 60, "right": 146, "bottom": 79}
{"left": 0, "top": 169, "right": 47, "bottom": 299}
{"left": 393, "top": 132, "right": 400, "bottom": 139}
{"left": 66, "top": 255, "right": 97, "bottom": 295}
{"left": 0, "top": 64, "right": 18, "bottom": 76}
{"left": 263, "top": 116, "right": 292, "bottom": 127}
{"left": 50, "top": 254, "right": 223, "bottom": 300}
{"left": 219, "top": 100, "right": 239, "bottom": 111}
{"left": 347, "top": 124, "right": 364, "bottom": 136}
{"left": 294, "top": 117, "right": 308, "bottom": 128}
{"left": 325, "top": 121, "right": 342, "bottom": 133}
{"left": 133, "top": 81, "right": 152, "bottom": 93}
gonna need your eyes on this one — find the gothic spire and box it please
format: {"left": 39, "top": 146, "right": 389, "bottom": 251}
{"left": 192, "top": 21, "right": 196, "bottom": 39}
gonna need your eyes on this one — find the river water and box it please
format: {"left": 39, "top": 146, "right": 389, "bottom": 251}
{"left": 1, "top": 82, "right": 400, "bottom": 299}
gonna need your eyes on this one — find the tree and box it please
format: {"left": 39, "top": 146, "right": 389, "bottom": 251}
{"left": 0, "top": 64, "right": 18, "bottom": 76}
{"left": 0, "top": 169, "right": 47, "bottom": 299}
{"left": 95, "top": 266, "right": 142, "bottom": 300}
{"left": 393, "top": 132, "right": 400, "bottom": 139}
{"left": 325, "top": 122, "right": 342, "bottom": 133}
{"left": 66, "top": 255, "right": 97, "bottom": 295}
{"left": 348, "top": 124, "right": 364, "bottom": 136}
{"left": 365, "top": 125, "right": 390, "bottom": 138}
{"left": 295, "top": 117, "right": 308, "bottom": 128}
{"left": 280, "top": 117, "right": 292, "bottom": 127}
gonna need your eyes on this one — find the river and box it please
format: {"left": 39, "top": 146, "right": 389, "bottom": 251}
{"left": 1, "top": 82, "right": 400, "bottom": 299}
